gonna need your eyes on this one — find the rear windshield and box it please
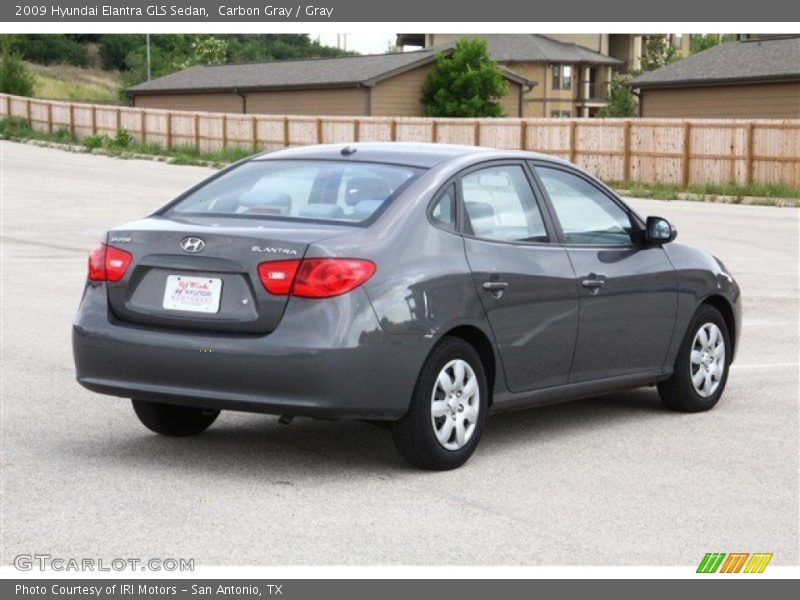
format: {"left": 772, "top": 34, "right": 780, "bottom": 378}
{"left": 166, "top": 159, "right": 423, "bottom": 224}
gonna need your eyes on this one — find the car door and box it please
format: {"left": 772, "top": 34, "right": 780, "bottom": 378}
{"left": 458, "top": 161, "right": 579, "bottom": 393}
{"left": 531, "top": 162, "right": 678, "bottom": 383}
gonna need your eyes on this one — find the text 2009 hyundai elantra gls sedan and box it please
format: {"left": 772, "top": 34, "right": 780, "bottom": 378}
{"left": 73, "top": 143, "right": 741, "bottom": 470}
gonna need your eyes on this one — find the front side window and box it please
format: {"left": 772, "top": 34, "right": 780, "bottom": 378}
{"left": 461, "top": 165, "right": 548, "bottom": 243}
{"left": 535, "top": 166, "right": 634, "bottom": 246}
{"left": 167, "top": 160, "right": 423, "bottom": 224}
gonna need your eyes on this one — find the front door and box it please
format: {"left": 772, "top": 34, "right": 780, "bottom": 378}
{"left": 459, "top": 162, "right": 579, "bottom": 393}
{"left": 532, "top": 163, "right": 678, "bottom": 383}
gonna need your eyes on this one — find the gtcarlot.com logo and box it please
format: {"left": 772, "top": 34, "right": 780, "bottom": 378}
{"left": 14, "top": 554, "right": 194, "bottom": 572}
{"left": 697, "top": 552, "right": 773, "bottom": 573}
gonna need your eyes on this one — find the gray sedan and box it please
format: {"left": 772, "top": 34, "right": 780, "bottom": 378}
{"left": 73, "top": 143, "right": 742, "bottom": 470}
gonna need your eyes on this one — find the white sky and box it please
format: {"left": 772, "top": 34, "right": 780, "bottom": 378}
{"left": 316, "top": 32, "right": 401, "bottom": 54}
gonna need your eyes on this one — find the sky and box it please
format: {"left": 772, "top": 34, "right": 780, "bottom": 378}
{"left": 316, "top": 33, "right": 401, "bottom": 54}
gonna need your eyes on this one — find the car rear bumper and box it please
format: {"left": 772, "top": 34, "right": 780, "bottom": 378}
{"left": 73, "top": 283, "right": 432, "bottom": 420}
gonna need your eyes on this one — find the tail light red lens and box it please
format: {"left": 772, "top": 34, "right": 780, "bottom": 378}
{"left": 258, "top": 258, "right": 376, "bottom": 298}
{"left": 87, "top": 244, "right": 133, "bottom": 282}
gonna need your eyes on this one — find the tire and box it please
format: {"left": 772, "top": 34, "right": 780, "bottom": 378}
{"left": 392, "top": 337, "right": 489, "bottom": 470}
{"left": 131, "top": 399, "right": 220, "bottom": 436}
{"left": 658, "top": 305, "right": 731, "bottom": 412}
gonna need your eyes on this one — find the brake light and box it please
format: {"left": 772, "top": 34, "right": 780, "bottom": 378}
{"left": 87, "top": 244, "right": 133, "bottom": 282}
{"left": 257, "top": 258, "right": 376, "bottom": 298}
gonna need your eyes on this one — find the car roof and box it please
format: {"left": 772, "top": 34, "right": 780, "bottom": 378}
{"left": 254, "top": 142, "right": 571, "bottom": 169}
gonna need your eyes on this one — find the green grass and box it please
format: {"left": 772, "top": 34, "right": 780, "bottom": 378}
{"left": 27, "top": 62, "right": 121, "bottom": 102}
{"left": 1, "top": 117, "right": 259, "bottom": 166}
{"left": 611, "top": 180, "right": 800, "bottom": 200}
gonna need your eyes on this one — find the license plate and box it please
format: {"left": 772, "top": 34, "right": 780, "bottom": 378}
{"left": 162, "top": 275, "right": 222, "bottom": 314}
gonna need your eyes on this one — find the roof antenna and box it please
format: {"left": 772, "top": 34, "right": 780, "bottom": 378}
{"left": 341, "top": 145, "right": 357, "bottom": 156}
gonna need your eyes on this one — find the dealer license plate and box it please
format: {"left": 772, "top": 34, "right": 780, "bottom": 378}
{"left": 162, "top": 275, "right": 222, "bottom": 314}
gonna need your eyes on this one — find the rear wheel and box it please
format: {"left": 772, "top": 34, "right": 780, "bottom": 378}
{"left": 392, "top": 337, "right": 488, "bottom": 470}
{"left": 131, "top": 399, "right": 220, "bottom": 436}
{"left": 658, "top": 305, "right": 731, "bottom": 412}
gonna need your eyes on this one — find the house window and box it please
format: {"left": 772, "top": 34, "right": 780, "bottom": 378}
{"left": 551, "top": 110, "right": 571, "bottom": 118}
{"left": 551, "top": 65, "right": 573, "bottom": 91}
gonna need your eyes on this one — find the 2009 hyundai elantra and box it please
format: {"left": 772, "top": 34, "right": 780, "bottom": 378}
{"left": 73, "top": 142, "right": 741, "bottom": 470}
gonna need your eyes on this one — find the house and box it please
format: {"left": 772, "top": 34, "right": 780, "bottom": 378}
{"left": 397, "top": 33, "right": 690, "bottom": 73}
{"left": 629, "top": 36, "right": 800, "bottom": 118}
{"left": 127, "top": 49, "right": 532, "bottom": 118}
{"left": 397, "top": 34, "right": 624, "bottom": 117}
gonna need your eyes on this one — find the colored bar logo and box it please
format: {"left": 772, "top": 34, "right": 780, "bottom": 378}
{"left": 697, "top": 552, "right": 773, "bottom": 573}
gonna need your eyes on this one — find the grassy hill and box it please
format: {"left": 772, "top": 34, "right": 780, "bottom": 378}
{"left": 27, "top": 62, "right": 122, "bottom": 102}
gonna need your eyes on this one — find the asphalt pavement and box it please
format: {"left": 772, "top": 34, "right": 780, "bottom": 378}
{"left": 1, "top": 141, "right": 797, "bottom": 566}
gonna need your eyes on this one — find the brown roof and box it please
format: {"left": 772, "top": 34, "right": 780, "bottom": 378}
{"left": 128, "top": 49, "right": 532, "bottom": 95}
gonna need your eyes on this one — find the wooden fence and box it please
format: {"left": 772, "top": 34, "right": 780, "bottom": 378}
{"left": 2, "top": 93, "right": 799, "bottom": 188}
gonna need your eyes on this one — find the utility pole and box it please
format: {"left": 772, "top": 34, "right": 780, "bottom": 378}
{"left": 146, "top": 33, "right": 151, "bottom": 80}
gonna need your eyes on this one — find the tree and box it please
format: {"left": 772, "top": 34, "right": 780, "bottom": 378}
{"left": 98, "top": 34, "right": 143, "bottom": 71}
{"left": 0, "top": 38, "right": 36, "bottom": 96}
{"left": 640, "top": 36, "right": 681, "bottom": 72}
{"left": 597, "top": 75, "right": 637, "bottom": 118}
{"left": 422, "top": 38, "right": 508, "bottom": 118}
{"left": 178, "top": 36, "right": 228, "bottom": 69}
{"left": 690, "top": 34, "right": 737, "bottom": 54}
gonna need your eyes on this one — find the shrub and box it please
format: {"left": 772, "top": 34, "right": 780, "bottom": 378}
{"left": 0, "top": 116, "right": 35, "bottom": 137}
{"left": 110, "top": 128, "right": 133, "bottom": 149}
{"left": 0, "top": 41, "right": 36, "bottom": 97}
{"left": 422, "top": 38, "right": 508, "bottom": 118}
{"left": 83, "top": 134, "right": 108, "bottom": 149}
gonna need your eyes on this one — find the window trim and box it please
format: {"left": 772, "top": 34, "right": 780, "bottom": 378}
{"left": 528, "top": 160, "right": 646, "bottom": 249}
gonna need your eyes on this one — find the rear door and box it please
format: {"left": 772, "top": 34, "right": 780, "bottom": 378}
{"left": 531, "top": 162, "right": 678, "bottom": 382}
{"left": 459, "top": 161, "right": 579, "bottom": 392}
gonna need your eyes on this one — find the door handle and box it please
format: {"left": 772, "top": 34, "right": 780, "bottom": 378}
{"left": 482, "top": 281, "right": 509, "bottom": 292}
{"left": 581, "top": 279, "right": 605, "bottom": 289}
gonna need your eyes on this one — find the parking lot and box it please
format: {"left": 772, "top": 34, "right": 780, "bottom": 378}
{"left": 1, "top": 140, "right": 798, "bottom": 566}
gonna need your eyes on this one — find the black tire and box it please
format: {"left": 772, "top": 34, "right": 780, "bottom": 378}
{"left": 131, "top": 399, "right": 220, "bottom": 436}
{"left": 658, "top": 305, "right": 731, "bottom": 412}
{"left": 392, "top": 337, "right": 489, "bottom": 470}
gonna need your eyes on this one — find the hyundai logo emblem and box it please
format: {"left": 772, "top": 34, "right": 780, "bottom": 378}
{"left": 180, "top": 236, "right": 206, "bottom": 253}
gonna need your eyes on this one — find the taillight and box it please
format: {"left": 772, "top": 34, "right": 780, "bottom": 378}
{"left": 257, "top": 258, "right": 376, "bottom": 298}
{"left": 87, "top": 244, "right": 133, "bottom": 282}
{"left": 257, "top": 260, "right": 301, "bottom": 295}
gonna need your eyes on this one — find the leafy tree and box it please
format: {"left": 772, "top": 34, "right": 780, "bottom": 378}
{"left": 690, "top": 34, "right": 737, "bottom": 54}
{"left": 0, "top": 38, "right": 36, "bottom": 96}
{"left": 178, "top": 36, "right": 228, "bottom": 69}
{"left": 640, "top": 36, "right": 680, "bottom": 72}
{"left": 98, "top": 34, "right": 143, "bottom": 71}
{"left": 12, "top": 34, "right": 90, "bottom": 67}
{"left": 597, "top": 75, "right": 637, "bottom": 118}
{"left": 422, "top": 38, "right": 508, "bottom": 118}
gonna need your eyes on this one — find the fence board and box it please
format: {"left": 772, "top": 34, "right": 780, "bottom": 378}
{"left": 1, "top": 94, "right": 798, "bottom": 188}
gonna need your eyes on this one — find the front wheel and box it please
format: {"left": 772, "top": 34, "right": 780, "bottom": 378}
{"left": 132, "top": 399, "right": 220, "bottom": 436}
{"left": 658, "top": 305, "right": 731, "bottom": 412}
{"left": 392, "top": 337, "right": 488, "bottom": 470}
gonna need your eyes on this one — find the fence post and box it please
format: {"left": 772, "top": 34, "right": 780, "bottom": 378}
{"left": 115, "top": 107, "right": 121, "bottom": 131}
{"left": 283, "top": 116, "right": 290, "bottom": 147}
{"left": 193, "top": 114, "right": 200, "bottom": 150}
{"left": 26, "top": 98, "right": 31, "bottom": 124}
{"left": 5, "top": 95, "right": 11, "bottom": 117}
{"left": 431, "top": 120, "right": 438, "bottom": 143}
{"left": 474, "top": 121, "right": 481, "bottom": 147}
{"left": 745, "top": 123, "right": 755, "bottom": 186}
{"left": 568, "top": 120, "right": 577, "bottom": 163}
{"left": 316, "top": 117, "right": 323, "bottom": 144}
{"left": 389, "top": 118, "right": 396, "bottom": 142}
{"left": 622, "top": 120, "right": 632, "bottom": 182}
{"left": 353, "top": 119, "right": 360, "bottom": 143}
{"left": 222, "top": 114, "right": 228, "bottom": 148}
{"left": 519, "top": 120, "right": 527, "bottom": 151}
{"left": 91, "top": 105, "right": 97, "bottom": 135}
{"left": 682, "top": 122, "right": 692, "bottom": 187}
{"left": 140, "top": 110, "right": 146, "bottom": 144}
{"left": 47, "top": 102, "right": 53, "bottom": 134}
{"left": 251, "top": 115, "right": 258, "bottom": 151}
{"left": 165, "top": 112, "right": 173, "bottom": 149}
{"left": 69, "top": 104, "right": 75, "bottom": 137}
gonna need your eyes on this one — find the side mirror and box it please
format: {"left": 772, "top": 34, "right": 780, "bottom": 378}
{"left": 646, "top": 216, "right": 677, "bottom": 244}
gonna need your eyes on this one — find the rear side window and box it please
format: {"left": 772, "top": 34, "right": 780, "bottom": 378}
{"left": 461, "top": 165, "right": 548, "bottom": 243}
{"left": 168, "top": 160, "right": 423, "bottom": 224}
{"left": 431, "top": 184, "right": 457, "bottom": 231}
